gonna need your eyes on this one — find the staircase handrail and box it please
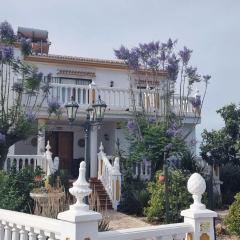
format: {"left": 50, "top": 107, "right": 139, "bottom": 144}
{"left": 97, "top": 142, "right": 121, "bottom": 210}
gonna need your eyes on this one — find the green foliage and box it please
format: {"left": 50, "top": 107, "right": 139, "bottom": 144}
{"left": 0, "top": 166, "right": 43, "bottom": 212}
{"left": 220, "top": 163, "right": 240, "bottom": 205}
{"left": 201, "top": 104, "right": 240, "bottom": 166}
{"left": 180, "top": 150, "right": 204, "bottom": 173}
{"left": 127, "top": 117, "right": 187, "bottom": 175}
{"left": 144, "top": 170, "right": 192, "bottom": 223}
{"left": 224, "top": 193, "right": 240, "bottom": 236}
{"left": 119, "top": 179, "right": 150, "bottom": 216}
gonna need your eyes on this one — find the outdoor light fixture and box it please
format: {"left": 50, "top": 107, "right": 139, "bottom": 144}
{"left": 65, "top": 97, "right": 79, "bottom": 123}
{"left": 92, "top": 95, "right": 107, "bottom": 121}
{"left": 65, "top": 94, "right": 107, "bottom": 180}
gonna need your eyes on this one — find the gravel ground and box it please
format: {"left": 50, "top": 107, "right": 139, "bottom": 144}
{"left": 105, "top": 210, "right": 151, "bottom": 230}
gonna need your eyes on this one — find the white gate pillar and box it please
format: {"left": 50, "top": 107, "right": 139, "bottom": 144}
{"left": 58, "top": 161, "right": 101, "bottom": 240}
{"left": 37, "top": 118, "right": 47, "bottom": 155}
{"left": 181, "top": 173, "right": 217, "bottom": 240}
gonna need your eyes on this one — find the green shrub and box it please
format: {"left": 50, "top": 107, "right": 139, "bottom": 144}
{"left": 220, "top": 163, "right": 240, "bottom": 205}
{"left": 119, "top": 179, "right": 150, "bottom": 216}
{"left": 0, "top": 166, "right": 43, "bottom": 213}
{"left": 144, "top": 169, "right": 192, "bottom": 223}
{"left": 224, "top": 193, "right": 240, "bottom": 236}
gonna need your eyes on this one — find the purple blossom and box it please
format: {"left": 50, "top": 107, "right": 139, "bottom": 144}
{"left": 0, "top": 46, "right": 14, "bottom": 62}
{"left": 165, "top": 143, "right": 173, "bottom": 151}
{"left": 127, "top": 120, "right": 136, "bottom": 130}
{"left": 190, "top": 139, "right": 198, "bottom": 146}
{"left": 166, "top": 38, "right": 175, "bottom": 50}
{"left": 190, "top": 95, "right": 201, "bottom": 108}
{"left": 139, "top": 41, "right": 160, "bottom": 57}
{"left": 148, "top": 116, "right": 156, "bottom": 124}
{"left": 25, "top": 111, "right": 35, "bottom": 122}
{"left": 166, "top": 123, "right": 183, "bottom": 137}
{"left": 167, "top": 54, "right": 179, "bottom": 81}
{"left": 48, "top": 100, "right": 61, "bottom": 114}
{"left": 0, "top": 21, "right": 15, "bottom": 43}
{"left": 179, "top": 46, "right": 192, "bottom": 65}
{"left": 127, "top": 48, "right": 140, "bottom": 70}
{"left": 143, "top": 158, "right": 151, "bottom": 165}
{"left": 159, "top": 50, "right": 166, "bottom": 62}
{"left": 114, "top": 45, "right": 130, "bottom": 60}
{"left": 186, "top": 66, "right": 200, "bottom": 84}
{"left": 0, "top": 132, "right": 6, "bottom": 144}
{"left": 147, "top": 57, "right": 159, "bottom": 69}
{"left": 3, "top": 46, "right": 14, "bottom": 61}
{"left": 12, "top": 82, "right": 23, "bottom": 93}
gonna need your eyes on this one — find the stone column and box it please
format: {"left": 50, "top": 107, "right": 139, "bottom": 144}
{"left": 181, "top": 173, "right": 217, "bottom": 240}
{"left": 90, "top": 125, "right": 98, "bottom": 177}
{"left": 37, "top": 118, "right": 47, "bottom": 155}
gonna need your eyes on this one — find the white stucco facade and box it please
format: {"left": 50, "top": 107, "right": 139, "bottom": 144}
{"left": 8, "top": 41, "right": 200, "bottom": 177}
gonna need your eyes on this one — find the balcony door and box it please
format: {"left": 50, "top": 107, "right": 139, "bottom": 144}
{"left": 46, "top": 131, "right": 73, "bottom": 175}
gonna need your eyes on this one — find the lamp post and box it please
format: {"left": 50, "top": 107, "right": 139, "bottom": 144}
{"left": 65, "top": 95, "right": 107, "bottom": 179}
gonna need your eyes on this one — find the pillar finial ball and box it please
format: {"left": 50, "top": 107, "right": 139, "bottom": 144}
{"left": 80, "top": 161, "right": 86, "bottom": 168}
{"left": 187, "top": 173, "right": 206, "bottom": 196}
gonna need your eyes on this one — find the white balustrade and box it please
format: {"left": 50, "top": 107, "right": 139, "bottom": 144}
{"left": 5, "top": 142, "right": 59, "bottom": 173}
{"left": 133, "top": 161, "right": 151, "bottom": 181}
{"left": 44, "top": 83, "right": 195, "bottom": 115}
{"left": 4, "top": 155, "right": 45, "bottom": 172}
{"left": 0, "top": 161, "right": 217, "bottom": 240}
{"left": 98, "top": 142, "right": 121, "bottom": 210}
{"left": 0, "top": 210, "right": 61, "bottom": 240}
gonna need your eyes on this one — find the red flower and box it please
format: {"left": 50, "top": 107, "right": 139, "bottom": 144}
{"left": 34, "top": 176, "right": 43, "bottom": 182}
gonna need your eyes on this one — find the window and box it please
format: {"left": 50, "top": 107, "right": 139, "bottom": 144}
{"left": 44, "top": 76, "right": 92, "bottom": 86}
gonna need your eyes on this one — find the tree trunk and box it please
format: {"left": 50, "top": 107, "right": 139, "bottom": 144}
{"left": 0, "top": 145, "right": 9, "bottom": 170}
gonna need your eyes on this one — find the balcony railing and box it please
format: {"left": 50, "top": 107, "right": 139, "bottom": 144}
{"left": 38, "top": 83, "right": 196, "bottom": 116}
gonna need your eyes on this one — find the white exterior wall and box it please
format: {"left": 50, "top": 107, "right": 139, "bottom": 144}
{"left": 26, "top": 62, "right": 130, "bottom": 89}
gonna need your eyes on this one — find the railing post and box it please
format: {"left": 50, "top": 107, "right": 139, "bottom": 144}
{"left": 181, "top": 173, "right": 217, "bottom": 240}
{"left": 45, "top": 141, "right": 53, "bottom": 176}
{"left": 58, "top": 161, "right": 101, "bottom": 240}
{"left": 111, "top": 157, "right": 121, "bottom": 210}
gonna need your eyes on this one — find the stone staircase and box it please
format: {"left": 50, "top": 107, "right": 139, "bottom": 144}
{"left": 89, "top": 177, "right": 113, "bottom": 210}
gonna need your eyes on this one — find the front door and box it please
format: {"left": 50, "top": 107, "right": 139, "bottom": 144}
{"left": 58, "top": 132, "right": 73, "bottom": 171}
{"left": 46, "top": 131, "right": 73, "bottom": 175}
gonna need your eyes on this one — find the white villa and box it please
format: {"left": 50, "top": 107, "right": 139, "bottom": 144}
{"left": 4, "top": 27, "right": 201, "bottom": 209}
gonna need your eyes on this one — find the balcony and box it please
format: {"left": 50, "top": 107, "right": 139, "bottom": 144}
{"left": 39, "top": 83, "right": 197, "bottom": 118}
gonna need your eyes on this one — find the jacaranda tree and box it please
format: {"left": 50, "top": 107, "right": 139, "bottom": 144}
{"left": 114, "top": 40, "right": 211, "bottom": 174}
{"left": 0, "top": 21, "right": 51, "bottom": 169}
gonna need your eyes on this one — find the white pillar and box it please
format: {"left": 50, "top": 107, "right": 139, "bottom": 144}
{"left": 37, "top": 119, "right": 47, "bottom": 155}
{"left": 58, "top": 161, "right": 101, "bottom": 240}
{"left": 90, "top": 125, "right": 98, "bottom": 177}
{"left": 181, "top": 173, "right": 217, "bottom": 240}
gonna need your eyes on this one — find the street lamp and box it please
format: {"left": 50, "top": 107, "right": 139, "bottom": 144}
{"left": 65, "top": 96, "right": 79, "bottom": 124}
{"left": 65, "top": 95, "right": 107, "bottom": 179}
{"left": 92, "top": 95, "right": 107, "bottom": 121}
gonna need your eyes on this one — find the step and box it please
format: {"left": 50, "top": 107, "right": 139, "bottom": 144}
{"left": 89, "top": 177, "right": 113, "bottom": 210}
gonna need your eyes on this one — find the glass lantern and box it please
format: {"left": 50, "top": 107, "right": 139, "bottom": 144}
{"left": 92, "top": 95, "right": 107, "bottom": 121}
{"left": 65, "top": 97, "right": 79, "bottom": 123}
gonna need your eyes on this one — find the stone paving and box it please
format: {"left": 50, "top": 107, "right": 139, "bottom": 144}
{"left": 105, "top": 210, "right": 151, "bottom": 230}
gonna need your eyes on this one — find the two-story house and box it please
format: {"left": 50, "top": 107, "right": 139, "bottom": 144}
{"left": 5, "top": 27, "right": 200, "bottom": 208}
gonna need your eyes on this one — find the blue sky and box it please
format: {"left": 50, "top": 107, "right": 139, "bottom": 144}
{"left": 1, "top": 0, "right": 240, "bottom": 149}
